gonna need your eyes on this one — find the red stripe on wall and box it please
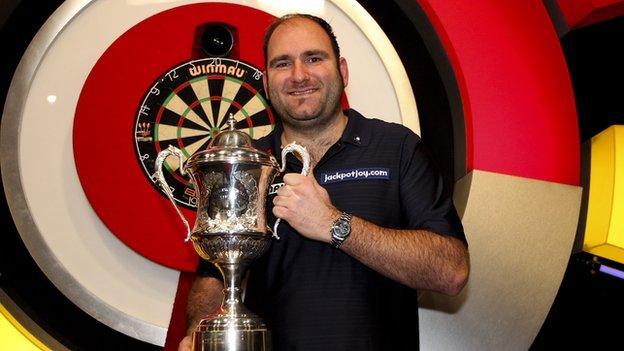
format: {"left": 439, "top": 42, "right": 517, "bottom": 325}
{"left": 418, "top": 0, "right": 580, "bottom": 185}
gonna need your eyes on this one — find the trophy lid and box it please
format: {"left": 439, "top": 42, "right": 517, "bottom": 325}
{"left": 185, "top": 115, "right": 278, "bottom": 169}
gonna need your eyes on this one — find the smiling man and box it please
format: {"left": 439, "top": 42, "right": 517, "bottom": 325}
{"left": 264, "top": 16, "right": 346, "bottom": 129}
{"left": 180, "top": 14, "right": 469, "bottom": 351}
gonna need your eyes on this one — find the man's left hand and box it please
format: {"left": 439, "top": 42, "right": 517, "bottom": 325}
{"left": 272, "top": 173, "right": 340, "bottom": 242}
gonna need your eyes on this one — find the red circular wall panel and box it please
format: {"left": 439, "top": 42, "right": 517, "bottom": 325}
{"left": 419, "top": 0, "right": 580, "bottom": 186}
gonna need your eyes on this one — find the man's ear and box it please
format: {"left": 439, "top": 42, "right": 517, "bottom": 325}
{"left": 339, "top": 57, "right": 349, "bottom": 88}
{"left": 262, "top": 71, "right": 269, "bottom": 98}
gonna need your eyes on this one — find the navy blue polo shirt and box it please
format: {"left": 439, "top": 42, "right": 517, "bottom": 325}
{"left": 198, "top": 109, "right": 466, "bottom": 350}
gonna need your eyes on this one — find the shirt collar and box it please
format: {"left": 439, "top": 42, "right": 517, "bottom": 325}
{"left": 269, "top": 108, "right": 370, "bottom": 153}
{"left": 339, "top": 108, "right": 370, "bottom": 147}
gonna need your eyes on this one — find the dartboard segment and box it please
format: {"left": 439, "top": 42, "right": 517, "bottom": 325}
{"left": 174, "top": 83, "right": 214, "bottom": 128}
{"left": 218, "top": 76, "right": 244, "bottom": 126}
{"left": 218, "top": 79, "right": 274, "bottom": 139}
{"left": 207, "top": 78, "right": 225, "bottom": 126}
{"left": 135, "top": 58, "right": 274, "bottom": 209}
{"left": 163, "top": 93, "right": 212, "bottom": 130}
{"left": 154, "top": 124, "right": 212, "bottom": 172}
{"left": 154, "top": 124, "right": 211, "bottom": 142}
{"left": 189, "top": 77, "right": 215, "bottom": 124}
{"left": 243, "top": 125, "right": 274, "bottom": 139}
{"left": 178, "top": 135, "right": 212, "bottom": 159}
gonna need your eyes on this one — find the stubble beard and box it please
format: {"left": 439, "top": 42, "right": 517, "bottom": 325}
{"left": 269, "top": 76, "right": 344, "bottom": 132}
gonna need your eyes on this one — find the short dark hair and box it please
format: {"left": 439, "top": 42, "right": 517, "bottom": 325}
{"left": 263, "top": 14, "right": 341, "bottom": 67}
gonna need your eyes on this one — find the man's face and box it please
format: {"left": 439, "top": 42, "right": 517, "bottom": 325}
{"left": 264, "top": 18, "right": 348, "bottom": 129}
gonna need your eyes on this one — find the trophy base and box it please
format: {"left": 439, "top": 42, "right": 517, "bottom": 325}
{"left": 192, "top": 314, "right": 268, "bottom": 351}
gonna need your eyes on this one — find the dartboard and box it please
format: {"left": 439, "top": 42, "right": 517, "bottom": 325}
{"left": 135, "top": 58, "right": 274, "bottom": 208}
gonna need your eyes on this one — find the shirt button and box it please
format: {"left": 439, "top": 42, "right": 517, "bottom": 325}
{"left": 354, "top": 136, "right": 361, "bottom": 144}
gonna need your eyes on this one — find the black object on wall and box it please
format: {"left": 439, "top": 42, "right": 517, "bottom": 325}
{"left": 561, "top": 15, "right": 624, "bottom": 142}
{"left": 531, "top": 15, "right": 624, "bottom": 349}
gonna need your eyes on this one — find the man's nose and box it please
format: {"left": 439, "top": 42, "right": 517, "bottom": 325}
{"left": 291, "top": 60, "right": 309, "bottom": 82}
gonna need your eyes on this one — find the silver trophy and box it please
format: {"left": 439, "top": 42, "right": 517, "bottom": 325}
{"left": 155, "top": 116, "right": 309, "bottom": 351}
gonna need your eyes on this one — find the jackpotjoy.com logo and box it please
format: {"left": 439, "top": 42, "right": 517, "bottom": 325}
{"left": 319, "top": 168, "right": 390, "bottom": 184}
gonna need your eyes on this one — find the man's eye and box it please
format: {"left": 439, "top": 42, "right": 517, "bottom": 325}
{"left": 307, "top": 56, "right": 323, "bottom": 63}
{"left": 274, "top": 61, "right": 290, "bottom": 68}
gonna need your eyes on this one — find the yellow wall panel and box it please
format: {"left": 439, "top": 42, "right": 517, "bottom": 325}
{"left": 0, "top": 304, "right": 49, "bottom": 351}
{"left": 584, "top": 126, "right": 615, "bottom": 249}
{"left": 583, "top": 125, "right": 624, "bottom": 263}
{"left": 609, "top": 126, "right": 624, "bottom": 248}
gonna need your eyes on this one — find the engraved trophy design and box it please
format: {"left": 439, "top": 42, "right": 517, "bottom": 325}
{"left": 155, "top": 116, "right": 309, "bottom": 351}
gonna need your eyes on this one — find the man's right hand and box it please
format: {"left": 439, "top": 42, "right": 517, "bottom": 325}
{"left": 178, "top": 335, "right": 192, "bottom": 351}
{"left": 181, "top": 276, "right": 224, "bottom": 351}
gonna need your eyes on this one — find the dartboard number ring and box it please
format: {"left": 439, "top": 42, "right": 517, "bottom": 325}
{"left": 134, "top": 58, "right": 275, "bottom": 208}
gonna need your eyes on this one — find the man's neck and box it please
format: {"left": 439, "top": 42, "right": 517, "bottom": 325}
{"left": 281, "top": 111, "right": 348, "bottom": 168}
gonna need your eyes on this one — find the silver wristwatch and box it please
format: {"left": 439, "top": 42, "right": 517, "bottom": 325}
{"left": 330, "top": 212, "right": 352, "bottom": 248}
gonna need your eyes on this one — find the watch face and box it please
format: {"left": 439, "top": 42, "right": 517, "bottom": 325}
{"left": 333, "top": 220, "right": 351, "bottom": 238}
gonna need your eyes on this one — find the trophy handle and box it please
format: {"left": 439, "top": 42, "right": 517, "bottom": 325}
{"left": 271, "top": 142, "right": 311, "bottom": 239}
{"left": 279, "top": 142, "right": 310, "bottom": 176}
{"left": 155, "top": 145, "right": 192, "bottom": 242}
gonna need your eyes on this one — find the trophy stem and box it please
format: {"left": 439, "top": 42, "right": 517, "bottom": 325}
{"left": 219, "top": 262, "right": 247, "bottom": 315}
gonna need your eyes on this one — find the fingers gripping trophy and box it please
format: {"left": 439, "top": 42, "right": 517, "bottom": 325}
{"left": 155, "top": 115, "right": 309, "bottom": 351}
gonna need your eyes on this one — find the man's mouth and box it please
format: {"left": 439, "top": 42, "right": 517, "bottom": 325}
{"left": 288, "top": 88, "right": 318, "bottom": 96}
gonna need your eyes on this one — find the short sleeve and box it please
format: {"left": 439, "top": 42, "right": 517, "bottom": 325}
{"left": 196, "top": 259, "right": 223, "bottom": 280}
{"left": 399, "top": 133, "right": 467, "bottom": 245}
